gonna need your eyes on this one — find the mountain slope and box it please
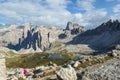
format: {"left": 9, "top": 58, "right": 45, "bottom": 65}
{"left": 69, "top": 19, "right": 120, "bottom": 51}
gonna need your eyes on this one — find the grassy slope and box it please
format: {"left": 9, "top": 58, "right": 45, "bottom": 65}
{"left": 6, "top": 52, "right": 72, "bottom": 68}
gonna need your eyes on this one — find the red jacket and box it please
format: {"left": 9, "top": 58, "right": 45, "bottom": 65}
{"left": 24, "top": 69, "right": 27, "bottom": 75}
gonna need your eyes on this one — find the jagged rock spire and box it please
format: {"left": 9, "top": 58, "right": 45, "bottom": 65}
{"left": 23, "top": 23, "right": 31, "bottom": 38}
{"left": 66, "top": 22, "right": 73, "bottom": 30}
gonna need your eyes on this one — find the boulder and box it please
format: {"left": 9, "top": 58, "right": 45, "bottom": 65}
{"left": 48, "top": 61, "right": 57, "bottom": 68}
{"left": 56, "top": 65, "right": 77, "bottom": 80}
{"left": 73, "top": 61, "right": 80, "bottom": 68}
{"left": 111, "top": 50, "right": 120, "bottom": 57}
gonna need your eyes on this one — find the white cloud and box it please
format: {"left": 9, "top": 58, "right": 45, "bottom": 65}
{"left": 75, "top": 0, "right": 109, "bottom": 28}
{"left": 0, "top": 9, "right": 22, "bottom": 21}
{"left": 0, "top": 0, "right": 72, "bottom": 27}
{"left": 0, "top": 0, "right": 109, "bottom": 29}
{"left": 111, "top": 4, "right": 120, "bottom": 20}
{"left": 76, "top": 0, "right": 95, "bottom": 11}
{"left": 106, "top": 0, "right": 120, "bottom": 1}
{"left": 111, "top": 14, "right": 120, "bottom": 20}
{"left": 106, "top": 0, "right": 115, "bottom": 2}
{"left": 113, "top": 4, "right": 120, "bottom": 13}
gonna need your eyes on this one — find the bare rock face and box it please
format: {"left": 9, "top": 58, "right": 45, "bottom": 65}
{"left": 23, "top": 23, "right": 31, "bottom": 38}
{"left": 65, "top": 22, "right": 84, "bottom": 35}
{"left": 9, "top": 24, "right": 17, "bottom": 30}
{"left": 70, "top": 19, "right": 120, "bottom": 51}
{"left": 0, "top": 59, "right": 6, "bottom": 80}
{"left": 0, "top": 22, "right": 85, "bottom": 53}
{"left": 0, "top": 24, "right": 22, "bottom": 47}
{"left": 73, "top": 61, "right": 80, "bottom": 68}
{"left": 15, "top": 26, "right": 63, "bottom": 52}
{"left": 56, "top": 65, "right": 77, "bottom": 80}
{"left": 66, "top": 22, "right": 73, "bottom": 30}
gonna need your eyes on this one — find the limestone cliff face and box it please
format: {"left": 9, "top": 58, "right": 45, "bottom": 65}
{"left": 14, "top": 22, "right": 84, "bottom": 52}
{"left": 0, "top": 24, "right": 22, "bottom": 47}
{"left": 23, "top": 23, "right": 31, "bottom": 39}
{"left": 0, "top": 22, "right": 84, "bottom": 53}
{"left": 16, "top": 25, "right": 63, "bottom": 51}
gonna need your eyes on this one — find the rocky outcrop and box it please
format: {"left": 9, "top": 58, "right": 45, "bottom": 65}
{"left": 95, "top": 19, "right": 120, "bottom": 32}
{"left": 23, "top": 23, "right": 31, "bottom": 38}
{"left": 66, "top": 22, "right": 73, "bottom": 30}
{"left": 56, "top": 65, "right": 77, "bottom": 80}
{"left": 0, "top": 21, "right": 85, "bottom": 53}
{"left": 5, "top": 22, "right": 84, "bottom": 52}
{"left": 13, "top": 24, "right": 64, "bottom": 52}
{"left": 58, "top": 22, "right": 84, "bottom": 41}
{"left": 70, "top": 19, "right": 120, "bottom": 51}
{"left": 65, "top": 22, "right": 84, "bottom": 35}
{"left": 0, "top": 24, "right": 22, "bottom": 47}
{"left": 78, "top": 58, "right": 120, "bottom": 80}
{"left": 0, "top": 59, "right": 6, "bottom": 80}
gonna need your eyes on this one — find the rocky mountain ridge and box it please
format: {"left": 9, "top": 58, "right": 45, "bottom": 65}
{"left": 69, "top": 19, "right": 120, "bottom": 51}
{"left": 0, "top": 19, "right": 120, "bottom": 53}
{"left": 0, "top": 22, "right": 84, "bottom": 53}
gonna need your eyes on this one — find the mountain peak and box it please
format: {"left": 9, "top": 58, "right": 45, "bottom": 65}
{"left": 95, "top": 19, "right": 120, "bottom": 32}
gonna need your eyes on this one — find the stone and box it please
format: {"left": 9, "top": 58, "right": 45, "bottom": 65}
{"left": 79, "top": 59, "right": 86, "bottom": 64}
{"left": 73, "top": 61, "right": 80, "bottom": 68}
{"left": 48, "top": 61, "right": 54, "bottom": 66}
{"left": 0, "top": 59, "right": 6, "bottom": 80}
{"left": 112, "top": 50, "right": 118, "bottom": 57}
{"left": 35, "top": 66, "right": 50, "bottom": 71}
{"left": 68, "top": 60, "right": 75, "bottom": 66}
{"left": 56, "top": 65, "right": 77, "bottom": 80}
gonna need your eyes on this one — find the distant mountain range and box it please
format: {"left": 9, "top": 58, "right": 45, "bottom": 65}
{"left": 0, "top": 19, "right": 120, "bottom": 53}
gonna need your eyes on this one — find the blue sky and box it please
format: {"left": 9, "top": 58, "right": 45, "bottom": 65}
{"left": 0, "top": 0, "right": 120, "bottom": 29}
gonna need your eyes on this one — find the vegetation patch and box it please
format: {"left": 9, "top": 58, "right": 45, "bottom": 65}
{"left": 18, "top": 77, "right": 25, "bottom": 80}
{"left": 76, "top": 55, "right": 114, "bottom": 70}
{"left": 50, "top": 41, "right": 62, "bottom": 48}
{"left": 6, "top": 53, "right": 71, "bottom": 68}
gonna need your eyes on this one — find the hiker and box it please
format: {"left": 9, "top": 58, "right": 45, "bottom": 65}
{"left": 24, "top": 69, "right": 28, "bottom": 78}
